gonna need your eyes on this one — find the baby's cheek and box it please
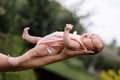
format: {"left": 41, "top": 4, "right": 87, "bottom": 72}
{"left": 85, "top": 44, "right": 93, "bottom": 51}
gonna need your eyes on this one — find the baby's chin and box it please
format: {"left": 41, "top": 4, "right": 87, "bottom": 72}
{"left": 84, "top": 44, "right": 94, "bottom": 51}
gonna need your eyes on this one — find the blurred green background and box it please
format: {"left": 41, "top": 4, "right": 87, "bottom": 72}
{"left": 0, "top": 0, "right": 120, "bottom": 80}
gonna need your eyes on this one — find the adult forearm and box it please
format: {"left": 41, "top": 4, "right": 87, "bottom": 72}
{"left": 20, "top": 48, "right": 71, "bottom": 69}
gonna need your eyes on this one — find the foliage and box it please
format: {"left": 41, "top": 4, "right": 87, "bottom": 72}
{"left": 44, "top": 59, "right": 98, "bottom": 80}
{"left": 0, "top": 0, "right": 120, "bottom": 80}
{"left": 0, "top": 0, "right": 84, "bottom": 35}
{"left": 0, "top": 0, "right": 84, "bottom": 80}
{"left": 0, "top": 34, "right": 25, "bottom": 56}
{"left": 0, "top": 70, "right": 36, "bottom": 80}
{"left": 101, "top": 69, "right": 120, "bottom": 80}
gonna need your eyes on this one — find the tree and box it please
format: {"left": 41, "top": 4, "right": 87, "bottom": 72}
{"left": 0, "top": 0, "right": 85, "bottom": 80}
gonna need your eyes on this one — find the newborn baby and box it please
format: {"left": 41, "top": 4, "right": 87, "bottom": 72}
{"left": 7, "top": 24, "right": 104, "bottom": 66}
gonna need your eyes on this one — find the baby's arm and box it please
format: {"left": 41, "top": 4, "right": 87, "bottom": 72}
{"left": 22, "top": 27, "right": 42, "bottom": 44}
{"left": 64, "top": 24, "right": 80, "bottom": 50}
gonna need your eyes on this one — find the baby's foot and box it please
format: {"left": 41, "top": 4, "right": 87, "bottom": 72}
{"left": 6, "top": 56, "right": 19, "bottom": 66}
{"left": 22, "top": 27, "right": 30, "bottom": 39}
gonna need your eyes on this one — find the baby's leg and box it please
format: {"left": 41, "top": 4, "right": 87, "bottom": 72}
{"left": 7, "top": 45, "right": 49, "bottom": 66}
{"left": 22, "top": 27, "right": 42, "bottom": 44}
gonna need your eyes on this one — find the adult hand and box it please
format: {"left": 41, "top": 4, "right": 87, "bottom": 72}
{"left": 20, "top": 47, "right": 94, "bottom": 70}
{"left": 0, "top": 47, "right": 94, "bottom": 72}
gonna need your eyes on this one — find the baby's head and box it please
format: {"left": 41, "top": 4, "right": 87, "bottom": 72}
{"left": 80, "top": 33, "right": 104, "bottom": 54}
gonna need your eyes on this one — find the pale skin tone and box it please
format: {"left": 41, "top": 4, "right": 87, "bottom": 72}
{"left": 0, "top": 24, "right": 103, "bottom": 72}
{"left": 80, "top": 33, "right": 104, "bottom": 53}
{"left": 0, "top": 46, "right": 93, "bottom": 72}
{"left": 6, "top": 24, "right": 94, "bottom": 66}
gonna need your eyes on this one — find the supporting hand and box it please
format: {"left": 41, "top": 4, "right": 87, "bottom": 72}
{"left": 64, "top": 48, "right": 95, "bottom": 57}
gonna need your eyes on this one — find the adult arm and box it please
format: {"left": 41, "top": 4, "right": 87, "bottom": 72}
{"left": 13, "top": 47, "right": 94, "bottom": 71}
{"left": 0, "top": 47, "right": 89, "bottom": 72}
{"left": 0, "top": 53, "right": 17, "bottom": 72}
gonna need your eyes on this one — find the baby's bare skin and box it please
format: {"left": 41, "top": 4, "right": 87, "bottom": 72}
{"left": 6, "top": 24, "right": 103, "bottom": 66}
{"left": 6, "top": 24, "right": 87, "bottom": 66}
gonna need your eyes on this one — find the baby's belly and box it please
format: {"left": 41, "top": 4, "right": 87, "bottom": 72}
{"left": 49, "top": 45, "right": 64, "bottom": 54}
{"left": 37, "top": 42, "right": 64, "bottom": 55}
{"left": 36, "top": 32, "right": 64, "bottom": 54}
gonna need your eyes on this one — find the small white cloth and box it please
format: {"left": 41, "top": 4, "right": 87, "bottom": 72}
{"left": 46, "top": 47, "right": 52, "bottom": 54}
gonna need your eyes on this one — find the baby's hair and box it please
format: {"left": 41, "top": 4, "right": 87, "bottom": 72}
{"left": 93, "top": 35, "right": 104, "bottom": 54}
{"left": 93, "top": 46, "right": 102, "bottom": 54}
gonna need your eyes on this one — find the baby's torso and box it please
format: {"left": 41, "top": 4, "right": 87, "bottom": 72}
{"left": 37, "top": 32, "right": 64, "bottom": 54}
{"left": 37, "top": 31, "right": 82, "bottom": 54}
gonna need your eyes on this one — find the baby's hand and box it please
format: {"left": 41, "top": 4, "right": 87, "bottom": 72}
{"left": 65, "top": 24, "right": 73, "bottom": 31}
{"left": 81, "top": 49, "right": 95, "bottom": 55}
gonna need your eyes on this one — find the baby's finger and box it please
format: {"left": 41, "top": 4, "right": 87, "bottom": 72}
{"left": 86, "top": 50, "right": 94, "bottom": 54}
{"left": 81, "top": 50, "right": 94, "bottom": 54}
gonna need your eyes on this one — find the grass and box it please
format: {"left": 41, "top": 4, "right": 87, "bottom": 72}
{"left": 0, "top": 70, "right": 36, "bottom": 80}
{"left": 44, "top": 58, "right": 99, "bottom": 80}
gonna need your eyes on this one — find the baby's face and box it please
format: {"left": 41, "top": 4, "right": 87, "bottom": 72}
{"left": 80, "top": 33, "right": 104, "bottom": 53}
